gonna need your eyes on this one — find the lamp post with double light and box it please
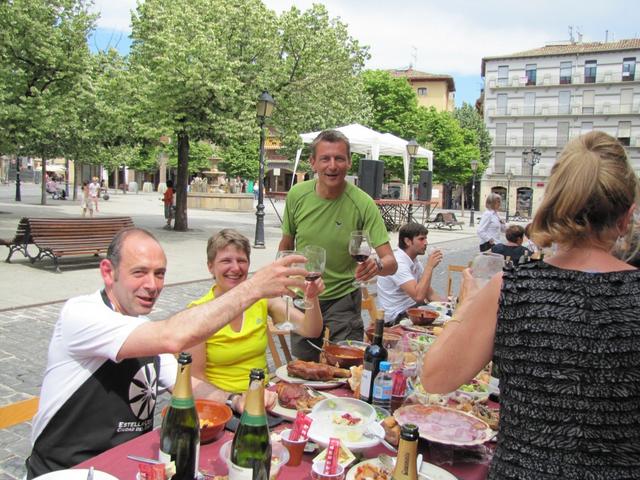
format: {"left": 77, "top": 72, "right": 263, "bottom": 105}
{"left": 506, "top": 169, "right": 513, "bottom": 222}
{"left": 469, "top": 159, "right": 478, "bottom": 227}
{"left": 406, "top": 139, "right": 419, "bottom": 223}
{"left": 254, "top": 91, "right": 275, "bottom": 249}
{"left": 522, "top": 147, "right": 541, "bottom": 217}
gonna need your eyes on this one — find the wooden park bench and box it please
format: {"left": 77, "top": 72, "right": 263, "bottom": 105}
{"left": 2, "top": 216, "right": 134, "bottom": 272}
{"left": 0, "top": 217, "right": 31, "bottom": 262}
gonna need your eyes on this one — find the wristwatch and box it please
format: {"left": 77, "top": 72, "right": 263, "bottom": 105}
{"left": 226, "top": 393, "right": 240, "bottom": 410}
{"left": 374, "top": 257, "right": 383, "bottom": 272}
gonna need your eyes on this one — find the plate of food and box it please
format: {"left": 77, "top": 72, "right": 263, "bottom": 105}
{"left": 345, "top": 457, "right": 458, "bottom": 480}
{"left": 271, "top": 383, "right": 335, "bottom": 421}
{"left": 275, "top": 361, "right": 350, "bottom": 389}
{"left": 394, "top": 404, "right": 495, "bottom": 446}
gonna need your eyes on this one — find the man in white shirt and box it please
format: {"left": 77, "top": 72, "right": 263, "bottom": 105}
{"left": 26, "top": 227, "right": 306, "bottom": 478}
{"left": 377, "top": 223, "right": 445, "bottom": 324}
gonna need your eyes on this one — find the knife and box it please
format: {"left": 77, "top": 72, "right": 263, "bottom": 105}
{"left": 127, "top": 454, "right": 163, "bottom": 464}
{"left": 86, "top": 466, "right": 94, "bottom": 480}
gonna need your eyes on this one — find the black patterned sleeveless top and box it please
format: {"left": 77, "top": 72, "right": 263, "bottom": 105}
{"left": 490, "top": 261, "right": 640, "bottom": 480}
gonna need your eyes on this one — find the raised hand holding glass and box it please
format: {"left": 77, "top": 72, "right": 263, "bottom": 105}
{"left": 349, "top": 230, "right": 372, "bottom": 287}
{"left": 294, "top": 245, "right": 326, "bottom": 309}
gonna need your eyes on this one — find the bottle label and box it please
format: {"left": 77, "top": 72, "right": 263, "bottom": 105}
{"left": 170, "top": 397, "right": 195, "bottom": 408}
{"left": 239, "top": 411, "right": 267, "bottom": 427}
{"left": 360, "top": 369, "right": 372, "bottom": 400}
{"left": 228, "top": 461, "right": 254, "bottom": 480}
{"left": 158, "top": 449, "right": 171, "bottom": 464}
{"left": 373, "top": 382, "right": 391, "bottom": 400}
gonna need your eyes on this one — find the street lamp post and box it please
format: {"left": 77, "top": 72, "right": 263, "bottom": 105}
{"left": 14, "top": 157, "right": 21, "bottom": 202}
{"left": 254, "top": 90, "right": 275, "bottom": 249}
{"left": 506, "top": 169, "right": 513, "bottom": 222}
{"left": 406, "top": 139, "right": 419, "bottom": 223}
{"left": 522, "top": 147, "right": 541, "bottom": 218}
{"left": 469, "top": 159, "right": 478, "bottom": 227}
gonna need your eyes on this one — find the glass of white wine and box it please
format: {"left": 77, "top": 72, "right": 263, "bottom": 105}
{"left": 293, "top": 245, "right": 326, "bottom": 310}
{"left": 348, "top": 230, "right": 372, "bottom": 287}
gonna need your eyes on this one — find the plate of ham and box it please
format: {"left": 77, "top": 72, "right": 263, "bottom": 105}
{"left": 275, "top": 361, "right": 349, "bottom": 389}
{"left": 393, "top": 404, "right": 495, "bottom": 446}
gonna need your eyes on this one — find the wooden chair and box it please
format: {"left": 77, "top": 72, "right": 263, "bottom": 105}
{"left": 361, "top": 288, "right": 379, "bottom": 324}
{"left": 0, "top": 396, "right": 39, "bottom": 429}
{"left": 447, "top": 264, "right": 467, "bottom": 298}
{"left": 267, "top": 319, "right": 293, "bottom": 369}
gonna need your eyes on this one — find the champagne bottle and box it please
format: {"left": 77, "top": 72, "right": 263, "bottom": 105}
{"left": 159, "top": 352, "right": 200, "bottom": 480}
{"left": 360, "top": 315, "right": 388, "bottom": 403}
{"left": 229, "top": 369, "right": 271, "bottom": 480}
{"left": 391, "top": 424, "right": 419, "bottom": 480}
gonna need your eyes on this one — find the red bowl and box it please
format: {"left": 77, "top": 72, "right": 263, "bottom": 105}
{"left": 406, "top": 308, "right": 439, "bottom": 326}
{"left": 364, "top": 325, "right": 403, "bottom": 348}
{"left": 162, "top": 399, "right": 232, "bottom": 444}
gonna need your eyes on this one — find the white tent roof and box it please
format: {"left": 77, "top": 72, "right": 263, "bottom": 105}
{"left": 295, "top": 124, "right": 433, "bottom": 191}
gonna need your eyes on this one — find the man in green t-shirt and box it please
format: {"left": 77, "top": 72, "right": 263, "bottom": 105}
{"left": 279, "top": 129, "right": 397, "bottom": 360}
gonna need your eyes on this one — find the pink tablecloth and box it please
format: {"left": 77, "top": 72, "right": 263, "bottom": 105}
{"left": 75, "top": 425, "right": 491, "bottom": 480}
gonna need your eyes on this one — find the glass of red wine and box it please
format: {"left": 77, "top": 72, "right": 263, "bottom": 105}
{"left": 349, "top": 230, "right": 372, "bottom": 287}
{"left": 294, "top": 245, "right": 326, "bottom": 310}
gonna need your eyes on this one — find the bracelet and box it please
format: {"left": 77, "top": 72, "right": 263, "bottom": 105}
{"left": 374, "top": 257, "right": 383, "bottom": 272}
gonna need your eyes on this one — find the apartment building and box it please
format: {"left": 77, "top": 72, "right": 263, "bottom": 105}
{"left": 480, "top": 39, "right": 640, "bottom": 217}
{"left": 389, "top": 68, "right": 456, "bottom": 112}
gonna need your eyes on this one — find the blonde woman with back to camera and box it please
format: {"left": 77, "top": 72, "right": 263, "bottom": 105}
{"left": 422, "top": 131, "right": 640, "bottom": 479}
{"left": 477, "top": 192, "right": 506, "bottom": 251}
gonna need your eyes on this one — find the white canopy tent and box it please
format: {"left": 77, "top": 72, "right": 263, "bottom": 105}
{"left": 293, "top": 123, "right": 433, "bottom": 195}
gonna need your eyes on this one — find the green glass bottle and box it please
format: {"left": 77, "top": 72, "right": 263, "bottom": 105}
{"left": 229, "top": 369, "right": 271, "bottom": 480}
{"left": 159, "top": 352, "right": 200, "bottom": 480}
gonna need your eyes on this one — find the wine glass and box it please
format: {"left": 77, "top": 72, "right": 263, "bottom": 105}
{"left": 349, "top": 230, "right": 372, "bottom": 287}
{"left": 470, "top": 252, "right": 504, "bottom": 288}
{"left": 275, "top": 250, "right": 299, "bottom": 331}
{"left": 294, "top": 245, "right": 326, "bottom": 309}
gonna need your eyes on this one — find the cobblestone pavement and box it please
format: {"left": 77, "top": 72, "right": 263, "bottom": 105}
{"left": 0, "top": 183, "right": 482, "bottom": 479}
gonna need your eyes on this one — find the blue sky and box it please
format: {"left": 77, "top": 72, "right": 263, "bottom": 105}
{"left": 89, "top": 0, "right": 640, "bottom": 107}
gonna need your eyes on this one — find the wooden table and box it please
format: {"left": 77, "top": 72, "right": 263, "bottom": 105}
{"left": 74, "top": 387, "right": 493, "bottom": 479}
{"left": 375, "top": 200, "right": 438, "bottom": 231}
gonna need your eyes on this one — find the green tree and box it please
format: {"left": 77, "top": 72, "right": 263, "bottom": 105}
{"left": 0, "top": 0, "right": 96, "bottom": 204}
{"left": 129, "top": 0, "right": 279, "bottom": 230}
{"left": 453, "top": 102, "right": 491, "bottom": 168}
{"left": 220, "top": 140, "right": 260, "bottom": 180}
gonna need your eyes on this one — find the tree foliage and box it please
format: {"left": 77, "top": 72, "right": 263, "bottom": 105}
{"left": 453, "top": 102, "right": 491, "bottom": 170}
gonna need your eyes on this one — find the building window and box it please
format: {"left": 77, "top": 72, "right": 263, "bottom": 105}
{"left": 494, "top": 152, "right": 506, "bottom": 174}
{"left": 618, "top": 121, "right": 631, "bottom": 146}
{"left": 558, "top": 90, "right": 571, "bottom": 114}
{"left": 524, "top": 92, "right": 536, "bottom": 115}
{"left": 523, "top": 123, "right": 534, "bottom": 147}
{"left": 622, "top": 57, "right": 636, "bottom": 81}
{"left": 560, "top": 61, "right": 572, "bottom": 84}
{"left": 525, "top": 64, "right": 537, "bottom": 86}
{"left": 495, "top": 123, "right": 507, "bottom": 146}
{"left": 582, "top": 90, "right": 595, "bottom": 114}
{"left": 497, "top": 66, "right": 509, "bottom": 86}
{"left": 497, "top": 93, "right": 508, "bottom": 115}
{"left": 557, "top": 122, "right": 569, "bottom": 147}
{"left": 584, "top": 60, "right": 597, "bottom": 83}
{"left": 417, "top": 87, "right": 427, "bottom": 96}
{"left": 581, "top": 122, "right": 593, "bottom": 134}
{"left": 621, "top": 88, "right": 633, "bottom": 114}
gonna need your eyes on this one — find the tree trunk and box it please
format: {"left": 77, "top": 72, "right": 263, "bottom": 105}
{"left": 41, "top": 156, "right": 47, "bottom": 205}
{"left": 174, "top": 131, "right": 190, "bottom": 231}
{"left": 460, "top": 185, "right": 465, "bottom": 218}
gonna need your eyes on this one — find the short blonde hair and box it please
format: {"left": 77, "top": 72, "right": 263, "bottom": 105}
{"left": 206, "top": 229, "right": 251, "bottom": 263}
{"left": 531, "top": 131, "right": 639, "bottom": 250}
{"left": 485, "top": 193, "right": 502, "bottom": 210}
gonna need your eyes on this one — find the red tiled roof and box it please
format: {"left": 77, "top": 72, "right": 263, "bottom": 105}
{"left": 481, "top": 38, "right": 640, "bottom": 75}
{"left": 387, "top": 68, "right": 455, "bottom": 91}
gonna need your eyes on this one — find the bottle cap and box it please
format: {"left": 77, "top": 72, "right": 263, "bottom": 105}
{"left": 177, "top": 352, "right": 192, "bottom": 364}
{"left": 379, "top": 361, "right": 391, "bottom": 372}
{"left": 400, "top": 423, "right": 419, "bottom": 441}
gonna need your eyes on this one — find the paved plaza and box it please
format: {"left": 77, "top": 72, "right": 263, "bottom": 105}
{"left": 0, "top": 182, "right": 481, "bottom": 479}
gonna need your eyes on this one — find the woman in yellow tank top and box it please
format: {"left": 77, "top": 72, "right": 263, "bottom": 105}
{"left": 187, "top": 229, "right": 324, "bottom": 409}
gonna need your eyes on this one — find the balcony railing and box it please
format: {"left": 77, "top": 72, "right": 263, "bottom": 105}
{"left": 493, "top": 135, "right": 571, "bottom": 148}
{"left": 488, "top": 71, "right": 637, "bottom": 89}
{"left": 487, "top": 102, "right": 639, "bottom": 118}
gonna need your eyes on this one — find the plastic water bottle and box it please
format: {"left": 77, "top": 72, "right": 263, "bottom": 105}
{"left": 372, "top": 361, "right": 392, "bottom": 411}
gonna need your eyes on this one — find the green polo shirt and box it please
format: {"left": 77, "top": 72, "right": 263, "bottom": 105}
{"left": 282, "top": 180, "right": 389, "bottom": 300}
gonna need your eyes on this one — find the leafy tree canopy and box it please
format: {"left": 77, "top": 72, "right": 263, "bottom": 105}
{"left": 453, "top": 102, "right": 491, "bottom": 171}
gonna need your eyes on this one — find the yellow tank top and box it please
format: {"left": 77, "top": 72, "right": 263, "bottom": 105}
{"left": 188, "top": 287, "right": 268, "bottom": 393}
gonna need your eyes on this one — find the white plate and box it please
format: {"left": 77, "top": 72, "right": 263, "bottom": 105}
{"left": 271, "top": 390, "right": 335, "bottom": 421}
{"left": 136, "top": 473, "right": 206, "bottom": 480}
{"left": 345, "top": 457, "right": 457, "bottom": 480}
{"left": 394, "top": 404, "right": 495, "bottom": 447}
{"left": 275, "top": 365, "right": 348, "bottom": 390}
{"left": 34, "top": 470, "right": 118, "bottom": 480}
{"left": 307, "top": 417, "right": 385, "bottom": 453}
